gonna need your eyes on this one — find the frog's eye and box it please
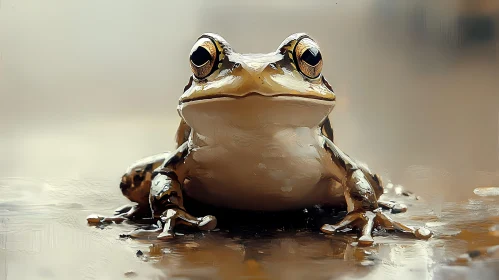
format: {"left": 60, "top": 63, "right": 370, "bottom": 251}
{"left": 293, "top": 37, "right": 323, "bottom": 79}
{"left": 189, "top": 37, "right": 218, "bottom": 79}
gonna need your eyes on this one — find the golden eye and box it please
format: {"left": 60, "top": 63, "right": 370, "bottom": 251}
{"left": 294, "top": 37, "right": 323, "bottom": 79}
{"left": 189, "top": 37, "right": 218, "bottom": 79}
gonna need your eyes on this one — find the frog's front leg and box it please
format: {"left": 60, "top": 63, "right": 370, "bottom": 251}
{"left": 145, "top": 171, "right": 217, "bottom": 240}
{"left": 320, "top": 136, "right": 432, "bottom": 246}
{"left": 125, "top": 142, "right": 216, "bottom": 239}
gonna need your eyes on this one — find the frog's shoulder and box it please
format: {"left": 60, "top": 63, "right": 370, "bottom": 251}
{"left": 175, "top": 119, "right": 191, "bottom": 148}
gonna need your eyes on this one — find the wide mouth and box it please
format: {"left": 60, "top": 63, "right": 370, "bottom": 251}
{"left": 180, "top": 92, "right": 336, "bottom": 104}
{"left": 178, "top": 92, "right": 336, "bottom": 130}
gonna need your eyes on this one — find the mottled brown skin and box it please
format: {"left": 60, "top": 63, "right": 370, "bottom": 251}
{"left": 119, "top": 160, "right": 158, "bottom": 207}
{"left": 88, "top": 33, "right": 432, "bottom": 245}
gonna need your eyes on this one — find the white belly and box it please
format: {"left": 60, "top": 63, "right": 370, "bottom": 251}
{"left": 178, "top": 95, "right": 345, "bottom": 211}
{"left": 183, "top": 126, "right": 345, "bottom": 211}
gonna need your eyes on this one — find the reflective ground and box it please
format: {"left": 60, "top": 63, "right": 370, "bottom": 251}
{"left": 0, "top": 176, "right": 498, "bottom": 280}
{"left": 1, "top": 1, "right": 498, "bottom": 279}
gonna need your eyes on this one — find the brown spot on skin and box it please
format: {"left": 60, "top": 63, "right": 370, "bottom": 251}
{"left": 322, "top": 76, "right": 334, "bottom": 92}
{"left": 320, "top": 117, "right": 335, "bottom": 142}
{"left": 183, "top": 76, "right": 194, "bottom": 93}
{"left": 120, "top": 169, "right": 153, "bottom": 207}
{"left": 350, "top": 192, "right": 365, "bottom": 202}
{"left": 133, "top": 174, "right": 143, "bottom": 188}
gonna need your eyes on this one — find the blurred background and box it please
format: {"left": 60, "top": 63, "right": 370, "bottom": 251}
{"left": 1, "top": 1, "right": 498, "bottom": 279}
{"left": 1, "top": 0, "right": 497, "bottom": 200}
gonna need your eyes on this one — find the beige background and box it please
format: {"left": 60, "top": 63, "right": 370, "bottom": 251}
{"left": 1, "top": 1, "right": 499, "bottom": 279}
{"left": 1, "top": 1, "right": 498, "bottom": 201}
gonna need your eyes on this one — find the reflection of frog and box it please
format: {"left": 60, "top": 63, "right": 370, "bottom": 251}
{"left": 88, "top": 33, "right": 431, "bottom": 246}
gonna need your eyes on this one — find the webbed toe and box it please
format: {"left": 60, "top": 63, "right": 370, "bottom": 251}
{"left": 321, "top": 208, "right": 432, "bottom": 246}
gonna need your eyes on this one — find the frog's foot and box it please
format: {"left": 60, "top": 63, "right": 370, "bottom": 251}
{"left": 127, "top": 222, "right": 163, "bottom": 238}
{"left": 321, "top": 136, "right": 432, "bottom": 246}
{"left": 86, "top": 205, "right": 142, "bottom": 224}
{"left": 321, "top": 208, "right": 432, "bottom": 246}
{"left": 156, "top": 208, "right": 217, "bottom": 240}
{"left": 87, "top": 214, "right": 127, "bottom": 224}
{"left": 113, "top": 204, "right": 135, "bottom": 215}
{"left": 148, "top": 172, "right": 217, "bottom": 240}
{"left": 378, "top": 200, "right": 408, "bottom": 214}
{"left": 126, "top": 209, "right": 217, "bottom": 239}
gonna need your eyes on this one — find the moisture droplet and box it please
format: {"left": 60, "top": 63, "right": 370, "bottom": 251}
{"left": 473, "top": 187, "right": 499, "bottom": 197}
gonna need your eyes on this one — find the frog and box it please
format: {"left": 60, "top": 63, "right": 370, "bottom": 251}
{"left": 87, "top": 33, "right": 432, "bottom": 246}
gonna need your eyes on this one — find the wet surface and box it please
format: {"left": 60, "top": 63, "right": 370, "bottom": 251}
{"left": 1, "top": 1, "right": 498, "bottom": 279}
{"left": 1, "top": 176, "right": 498, "bottom": 280}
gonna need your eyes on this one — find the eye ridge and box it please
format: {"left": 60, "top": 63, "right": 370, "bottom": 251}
{"left": 301, "top": 48, "right": 322, "bottom": 66}
{"left": 190, "top": 47, "right": 212, "bottom": 67}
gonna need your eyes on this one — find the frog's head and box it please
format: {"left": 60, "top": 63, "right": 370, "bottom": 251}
{"left": 178, "top": 33, "right": 336, "bottom": 130}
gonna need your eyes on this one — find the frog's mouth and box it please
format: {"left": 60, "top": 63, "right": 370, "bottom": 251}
{"left": 179, "top": 91, "right": 336, "bottom": 104}
{"left": 178, "top": 92, "right": 335, "bottom": 130}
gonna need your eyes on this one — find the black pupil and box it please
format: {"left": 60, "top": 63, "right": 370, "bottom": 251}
{"left": 301, "top": 47, "right": 322, "bottom": 66}
{"left": 191, "top": 47, "right": 212, "bottom": 66}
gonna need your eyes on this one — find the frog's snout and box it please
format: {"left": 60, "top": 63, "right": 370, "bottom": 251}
{"left": 239, "top": 60, "right": 268, "bottom": 74}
